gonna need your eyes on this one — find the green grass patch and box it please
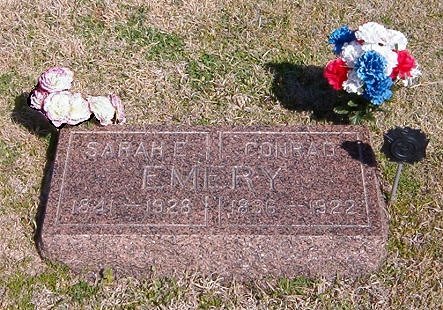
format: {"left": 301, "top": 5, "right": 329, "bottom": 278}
{"left": 262, "top": 12, "right": 291, "bottom": 32}
{"left": 115, "top": 8, "right": 185, "bottom": 61}
{"left": 0, "top": 139, "right": 20, "bottom": 166}
{"left": 0, "top": 72, "right": 14, "bottom": 95}
{"left": 198, "top": 291, "right": 224, "bottom": 309}
{"left": 216, "top": 6, "right": 291, "bottom": 42}
{"left": 273, "top": 276, "right": 315, "bottom": 297}
{"left": 382, "top": 162, "right": 422, "bottom": 202}
{"left": 230, "top": 49, "right": 260, "bottom": 90}
{"left": 187, "top": 48, "right": 265, "bottom": 96}
{"left": 5, "top": 273, "right": 34, "bottom": 309}
{"left": 381, "top": 16, "right": 394, "bottom": 27}
{"left": 35, "top": 263, "right": 70, "bottom": 292}
{"left": 193, "top": 117, "right": 212, "bottom": 125}
{"left": 143, "top": 277, "right": 183, "bottom": 306}
{"left": 186, "top": 53, "right": 223, "bottom": 90}
{"left": 76, "top": 15, "right": 106, "bottom": 39}
{"left": 3, "top": 263, "right": 70, "bottom": 309}
{"left": 382, "top": 161, "right": 439, "bottom": 259}
{"left": 66, "top": 280, "right": 99, "bottom": 302}
{"left": 75, "top": 5, "right": 186, "bottom": 61}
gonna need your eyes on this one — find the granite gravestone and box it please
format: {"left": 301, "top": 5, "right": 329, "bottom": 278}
{"left": 39, "top": 125, "right": 387, "bottom": 279}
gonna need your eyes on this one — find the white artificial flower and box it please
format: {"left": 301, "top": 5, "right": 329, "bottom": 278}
{"left": 386, "top": 29, "right": 408, "bottom": 51}
{"left": 340, "top": 41, "right": 364, "bottom": 68}
{"left": 355, "top": 22, "right": 389, "bottom": 46}
{"left": 362, "top": 44, "right": 398, "bottom": 76}
{"left": 43, "top": 91, "right": 71, "bottom": 127}
{"left": 110, "top": 94, "right": 126, "bottom": 124}
{"left": 410, "top": 66, "right": 421, "bottom": 78}
{"left": 342, "top": 70, "right": 364, "bottom": 95}
{"left": 402, "top": 67, "right": 422, "bottom": 87}
{"left": 38, "top": 67, "right": 74, "bottom": 93}
{"left": 87, "top": 95, "right": 116, "bottom": 126}
{"left": 67, "top": 93, "right": 91, "bottom": 125}
{"left": 29, "top": 88, "right": 48, "bottom": 110}
{"left": 43, "top": 91, "right": 90, "bottom": 127}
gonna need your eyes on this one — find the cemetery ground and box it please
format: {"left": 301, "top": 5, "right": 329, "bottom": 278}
{"left": 0, "top": 0, "right": 442, "bottom": 308}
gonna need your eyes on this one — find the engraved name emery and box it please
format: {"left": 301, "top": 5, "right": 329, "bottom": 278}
{"left": 142, "top": 165, "right": 282, "bottom": 191}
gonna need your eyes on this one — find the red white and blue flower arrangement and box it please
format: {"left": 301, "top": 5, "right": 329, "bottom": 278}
{"left": 324, "top": 22, "right": 421, "bottom": 123}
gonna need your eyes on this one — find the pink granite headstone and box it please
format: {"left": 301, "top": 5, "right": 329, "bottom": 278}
{"left": 38, "top": 125, "right": 387, "bottom": 279}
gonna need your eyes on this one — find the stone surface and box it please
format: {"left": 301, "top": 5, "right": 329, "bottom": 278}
{"left": 38, "top": 125, "right": 388, "bottom": 279}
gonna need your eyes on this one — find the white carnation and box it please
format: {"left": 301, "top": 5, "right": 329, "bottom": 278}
{"left": 342, "top": 71, "right": 364, "bottom": 95}
{"left": 87, "top": 96, "right": 116, "bottom": 126}
{"left": 362, "top": 44, "right": 398, "bottom": 76}
{"left": 340, "top": 41, "right": 364, "bottom": 68}
{"left": 355, "top": 22, "right": 389, "bottom": 45}
{"left": 386, "top": 29, "right": 408, "bottom": 51}
{"left": 410, "top": 66, "right": 421, "bottom": 78}
{"left": 402, "top": 67, "right": 422, "bottom": 87}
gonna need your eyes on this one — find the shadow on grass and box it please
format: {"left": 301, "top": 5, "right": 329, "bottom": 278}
{"left": 11, "top": 92, "right": 56, "bottom": 137}
{"left": 11, "top": 93, "right": 59, "bottom": 255}
{"left": 33, "top": 132, "right": 58, "bottom": 255}
{"left": 266, "top": 62, "right": 358, "bottom": 124}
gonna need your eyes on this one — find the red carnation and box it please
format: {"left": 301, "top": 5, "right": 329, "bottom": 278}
{"left": 390, "top": 50, "right": 416, "bottom": 79}
{"left": 323, "top": 58, "right": 349, "bottom": 90}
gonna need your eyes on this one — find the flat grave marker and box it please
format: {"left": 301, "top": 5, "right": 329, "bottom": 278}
{"left": 39, "top": 125, "right": 387, "bottom": 279}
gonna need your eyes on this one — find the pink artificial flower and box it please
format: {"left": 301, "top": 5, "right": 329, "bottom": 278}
{"left": 323, "top": 58, "right": 349, "bottom": 90}
{"left": 43, "top": 91, "right": 91, "bottom": 127}
{"left": 29, "top": 88, "right": 49, "bottom": 110}
{"left": 38, "top": 67, "right": 74, "bottom": 92}
{"left": 110, "top": 94, "right": 126, "bottom": 124}
{"left": 390, "top": 50, "right": 417, "bottom": 79}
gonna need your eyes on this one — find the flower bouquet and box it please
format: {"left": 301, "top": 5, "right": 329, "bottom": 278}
{"left": 29, "top": 67, "right": 126, "bottom": 128}
{"left": 324, "top": 22, "right": 421, "bottom": 124}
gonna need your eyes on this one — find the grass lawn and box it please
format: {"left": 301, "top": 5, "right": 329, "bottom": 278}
{"left": 0, "top": 0, "right": 442, "bottom": 308}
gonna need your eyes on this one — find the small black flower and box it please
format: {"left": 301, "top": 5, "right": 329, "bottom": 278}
{"left": 382, "top": 127, "right": 428, "bottom": 164}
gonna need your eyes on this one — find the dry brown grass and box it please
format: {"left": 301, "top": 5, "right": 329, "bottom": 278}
{"left": 0, "top": 0, "right": 442, "bottom": 308}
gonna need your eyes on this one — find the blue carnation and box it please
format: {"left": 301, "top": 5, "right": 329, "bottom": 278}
{"left": 328, "top": 26, "right": 356, "bottom": 54}
{"left": 354, "top": 51, "right": 393, "bottom": 105}
{"left": 355, "top": 51, "right": 387, "bottom": 82}
{"left": 363, "top": 77, "right": 393, "bottom": 105}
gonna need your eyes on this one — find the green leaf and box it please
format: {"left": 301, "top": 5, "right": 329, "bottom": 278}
{"left": 347, "top": 100, "right": 359, "bottom": 107}
{"left": 333, "top": 107, "right": 349, "bottom": 115}
{"left": 364, "top": 112, "right": 376, "bottom": 122}
{"left": 349, "top": 111, "right": 363, "bottom": 124}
